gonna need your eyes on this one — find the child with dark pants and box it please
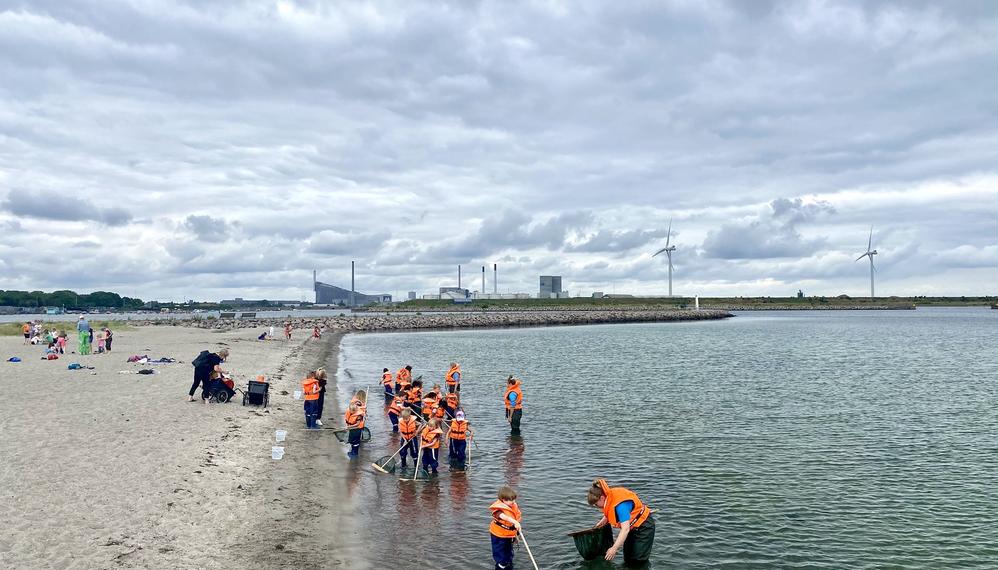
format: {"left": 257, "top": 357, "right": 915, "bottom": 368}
{"left": 398, "top": 409, "right": 418, "bottom": 470}
{"left": 489, "top": 486, "right": 522, "bottom": 570}
{"left": 419, "top": 418, "right": 443, "bottom": 474}
{"left": 344, "top": 402, "right": 365, "bottom": 457}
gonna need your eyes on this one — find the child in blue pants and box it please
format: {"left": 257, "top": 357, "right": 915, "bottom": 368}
{"left": 489, "top": 486, "right": 522, "bottom": 570}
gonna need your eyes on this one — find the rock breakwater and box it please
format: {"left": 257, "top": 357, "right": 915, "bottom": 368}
{"left": 138, "top": 309, "right": 732, "bottom": 332}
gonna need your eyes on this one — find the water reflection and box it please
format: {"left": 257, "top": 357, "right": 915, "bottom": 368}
{"left": 504, "top": 436, "right": 525, "bottom": 488}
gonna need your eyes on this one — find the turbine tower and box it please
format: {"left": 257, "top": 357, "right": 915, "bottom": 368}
{"left": 652, "top": 218, "right": 677, "bottom": 297}
{"left": 855, "top": 226, "right": 878, "bottom": 298}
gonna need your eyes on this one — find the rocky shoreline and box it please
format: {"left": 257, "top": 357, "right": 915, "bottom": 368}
{"left": 134, "top": 309, "right": 733, "bottom": 331}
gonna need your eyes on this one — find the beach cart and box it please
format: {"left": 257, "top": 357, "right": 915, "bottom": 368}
{"left": 241, "top": 379, "right": 270, "bottom": 408}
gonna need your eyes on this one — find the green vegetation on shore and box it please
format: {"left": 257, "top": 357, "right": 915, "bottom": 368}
{"left": 0, "top": 321, "right": 137, "bottom": 336}
{"left": 391, "top": 295, "right": 996, "bottom": 311}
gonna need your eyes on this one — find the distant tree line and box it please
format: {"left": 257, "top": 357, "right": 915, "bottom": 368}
{"left": 0, "top": 290, "right": 145, "bottom": 310}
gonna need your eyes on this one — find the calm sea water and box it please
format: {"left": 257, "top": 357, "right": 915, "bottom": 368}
{"left": 331, "top": 308, "right": 998, "bottom": 569}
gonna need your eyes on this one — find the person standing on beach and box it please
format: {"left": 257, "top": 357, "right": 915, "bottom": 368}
{"left": 504, "top": 376, "right": 523, "bottom": 435}
{"left": 188, "top": 348, "right": 229, "bottom": 402}
{"left": 446, "top": 362, "right": 461, "bottom": 393}
{"left": 314, "top": 368, "right": 328, "bottom": 427}
{"left": 284, "top": 323, "right": 292, "bottom": 340}
{"left": 77, "top": 316, "right": 91, "bottom": 355}
{"left": 22, "top": 322, "right": 31, "bottom": 344}
{"left": 103, "top": 328, "right": 113, "bottom": 352}
{"left": 344, "top": 401, "right": 365, "bottom": 457}
{"left": 587, "top": 478, "right": 655, "bottom": 566}
{"left": 302, "top": 371, "right": 321, "bottom": 428}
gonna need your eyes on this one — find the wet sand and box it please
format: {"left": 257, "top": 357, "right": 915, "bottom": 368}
{"left": 0, "top": 327, "right": 351, "bottom": 569}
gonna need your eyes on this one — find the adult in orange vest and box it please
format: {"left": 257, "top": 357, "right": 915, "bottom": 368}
{"left": 398, "top": 409, "right": 419, "bottom": 470}
{"left": 419, "top": 418, "right": 443, "bottom": 475}
{"left": 489, "top": 485, "right": 522, "bottom": 570}
{"left": 448, "top": 409, "right": 471, "bottom": 464}
{"left": 445, "top": 362, "right": 461, "bottom": 393}
{"left": 395, "top": 365, "right": 412, "bottom": 394}
{"left": 344, "top": 401, "right": 366, "bottom": 457}
{"left": 302, "top": 372, "right": 321, "bottom": 429}
{"left": 587, "top": 478, "right": 655, "bottom": 566}
{"left": 381, "top": 368, "right": 394, "bottom": 403}
{"left": 504, "top": 376, "right": 523, "bottom": 435}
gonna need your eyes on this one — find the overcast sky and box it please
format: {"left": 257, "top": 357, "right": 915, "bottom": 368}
{"left": 2, "top": 0, "right": 997, "bottom": 302}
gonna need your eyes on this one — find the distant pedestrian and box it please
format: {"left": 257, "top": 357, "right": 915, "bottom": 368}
{"left": 77, "top": 316, "right": 91, "bottom": 355}
{"left": 22, "top": 322, "right": 30, "bottom": 344}
{"left": 96, "top": 330, "right": 106, "bottom": 354}
{"left": 284, "top": 323, "right": 292, "bottom": 340}
{"left": 103, "top": 328, "right": 113, "bottom": 352}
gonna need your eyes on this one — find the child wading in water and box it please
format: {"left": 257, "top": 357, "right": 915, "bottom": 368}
{"left": 398, "top": 408, "right": 418, "bottom": 470}
{"left": 419, "top": 418, "right": 443, "bottom": 474}
{"left": 489, "top": 485, "right": 522, "bottom": 570}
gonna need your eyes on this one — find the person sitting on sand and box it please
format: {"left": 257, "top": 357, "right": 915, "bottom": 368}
{"left": 257, "top": 331, "right": 269, "bottom": 341}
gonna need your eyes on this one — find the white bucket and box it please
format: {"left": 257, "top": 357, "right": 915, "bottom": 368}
{"left": 275, "top": 429, "right": 287, "bottom": 442}
{"left": 293, "top": 390, "right": 302, "bottom": 400}
{"left": 271, "top": 446, "right": 285, "bottom": 460}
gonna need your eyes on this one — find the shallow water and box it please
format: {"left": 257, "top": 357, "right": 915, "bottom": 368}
{"left": 332, "top": 307, "right": 998, "bottom": 568}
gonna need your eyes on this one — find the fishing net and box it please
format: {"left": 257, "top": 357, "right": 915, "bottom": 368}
{"left": 373, "top": 455, "right": 397, "bottom": 473}
{"left": 397, "top": 465, "right": 433, "bottom": 481}
{"left": 332, "top": 427, "right": 372, "bottom": 443}
{"left": 568, "top": 526, "right": 614, "bottom": 560}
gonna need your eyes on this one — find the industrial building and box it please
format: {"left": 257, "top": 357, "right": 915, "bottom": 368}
{"left": 313, "top": 270, "right": 391, "bottom": 306}
{"left": 539, "top": 275, "right": 569, "bottom": 299}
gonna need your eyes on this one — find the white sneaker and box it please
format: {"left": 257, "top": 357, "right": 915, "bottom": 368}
{"left": 315, "top": 419, "right": 323, "bottom": 426}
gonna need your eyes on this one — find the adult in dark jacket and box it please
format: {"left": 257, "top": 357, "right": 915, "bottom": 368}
{"left": 314, "top": 368, "right": 328, "bottom": 426}
{"left": 188, "top": 348, "right": 229, "bottom": 402}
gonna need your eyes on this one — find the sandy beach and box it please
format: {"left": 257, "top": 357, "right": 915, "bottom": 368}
{"left": 0, "top": 326, "right": 351, "bottom": 569}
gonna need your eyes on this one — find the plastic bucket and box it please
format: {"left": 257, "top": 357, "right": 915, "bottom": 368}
{"left": 275, "top": 429, "right": 287, "bottom": 442}
{"left": 271, "top": 446, "right": 285, "bottom": 460}
{"left": 293, "top": 390, "right": 302, "bottom": 400}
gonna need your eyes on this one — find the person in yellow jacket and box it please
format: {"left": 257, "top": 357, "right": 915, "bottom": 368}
{"left": 587, "top": 478, "right": 655, "bottom": 566}
{"left": 489, "top": 485, "right": 522, "bottom": 570}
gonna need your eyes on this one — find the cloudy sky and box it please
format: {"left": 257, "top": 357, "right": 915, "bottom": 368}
{"left": 1, "top": 0, "right": 997, "bottom": 302}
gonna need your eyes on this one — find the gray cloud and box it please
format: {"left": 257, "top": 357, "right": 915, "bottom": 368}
{"left": 184, "top": 215, "right": 233, "bottom": 243}
{"left": 703, "top": 198, "right": 834, "bottom": 259}
{"left": 2, "top": 191, "right": 132, "bottom": 226}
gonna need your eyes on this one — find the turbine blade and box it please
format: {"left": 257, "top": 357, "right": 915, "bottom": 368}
{"left": 856, "top": 253, "right": 868, "bottom": 261}
{"left": 652, "top": 247, "right": 667, "bottom": 257}
{"left": 666, "top": 218, "right": 672, "bottom": 248}
{"left": 868, "top": 226, "right": 873, "bottom": 251}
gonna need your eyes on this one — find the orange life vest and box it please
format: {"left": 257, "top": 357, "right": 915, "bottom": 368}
{"left": 382, "top": 372, "right": 393, "bottom": 386}
{"left": 445, "top": 393, "right": 458, "bottom": 409}
{"left": 422, "top": 394, "right": 436, "bottom": 412}
{"left": 420, "top": 426, "right": 442, "bottom": 449}
{"left": 446, "top": 365, "right": 461, "bottom": 386}
{"left": 406, "top": 387, "right": 421, "bottom": 405}
{"left": 399, "top": 417, "right": 417, "bottom": 439}
{"left": 302, "top": 377, "right": 321, "bottom": 401}
{"left": 22, "top": 324, "right": 30, "bottom": 334}
{"left": 397, "top": 368, "right": 412, "bottom": 387}
{"left": 504, "top": 381, "right": 523, "bottom": 410}
{"left": 388, "top": 395, "right": 403, "bottom": 415}
{"left": 349, "top": 396, "right": 367, "bottom": 412}
{"left": 601, "top": 484, "right": 650, "bottom": 529}
{"left": 449, "top": 419, "right": 468, "bottom": 440}
{"left": 489, "top": 500, "right": 521, "bottom": 538}
{"left": 344, "top": 408, "right": 365, "bottom": 429}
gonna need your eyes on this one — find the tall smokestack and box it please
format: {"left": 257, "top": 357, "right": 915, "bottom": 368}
{"left": 458, "top": 265, "right": 462, "bottom": 289}
{"left": 350, "top": 261, "right": 355, "bottom": 307}
{"left": 482, "top": 266, "right": 485, "bottom": 294}
{"left": 493, "top": 264, "right": 498, "bottom": 294}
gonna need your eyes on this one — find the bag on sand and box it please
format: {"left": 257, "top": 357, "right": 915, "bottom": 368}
{"left": 68, "top": 363, "right": 83, "bottom": 370}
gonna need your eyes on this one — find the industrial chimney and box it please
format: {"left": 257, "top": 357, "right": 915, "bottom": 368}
{"left": 350, "top": 261, "right": 355, "bottom": 307}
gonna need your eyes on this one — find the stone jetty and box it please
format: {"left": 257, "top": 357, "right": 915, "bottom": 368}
{"left": 139, "top": 309, "right": 732, "bottom": 332}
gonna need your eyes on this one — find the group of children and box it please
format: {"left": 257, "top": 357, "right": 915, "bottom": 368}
{"left": 380, "top": 362, "right": 471, "bottom": 474}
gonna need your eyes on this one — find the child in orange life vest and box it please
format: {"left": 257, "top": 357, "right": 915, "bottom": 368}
{"left": 387, "top": 391, "right": 404, "bottom": 432}
{"left": 443, "top": 391, "right": 459, "bottom": 419}
{"left": 398, "top": 409, "right": 419, "bottom": 470}
{"left": 407, "top": 380, "right": 423, "bottom": 416}
{"left": 344, "top": 401, "right": 365, "bottom": 458}
{"left": 504, "top": 376, "right": 523, "bottom": 436}
{"left": 448, "top": 409, "right": 471, "bottom": 464}
{"left": 350, "top": 389, "right": 368, "bottom": 413}
{"left": 381, "top": 367, "right": 394, "bottom": 403}
{"left": 395, "top": 364, "right": 412, "bottom": 394}
{"left": 419, "top": 418, "right": 443, "bottom": 474}
{"left": 302, "top": 372, "right": 321, "bottom": 429}
{"left": 489, "top": 485, "right": 522, "bottom": 570}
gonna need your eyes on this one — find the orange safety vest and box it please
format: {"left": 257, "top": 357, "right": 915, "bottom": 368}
{"left": 602, "top": 485, "right": 651, "bottom": 529}
{"left": 22, "top": 324, "right": 30, "bottom": 334}
{"left": 406, "top": 387, "right": 422, "bottom": 405}
{"left": 382, "top": 372, "right": 394, "bottom": 387}
{"left": 420, "top": 426, "right": 442, "bottom": 449}
{"left": 504, "top": 381, "right": 523, "bottom": 410}
{"left": 449, "top": 419, "right": 468, "bottom": 440}
{"left": 302, "top": 377, "right": 321, "bottom": 401}
{"left": 388, "top": 395, "right": 403, "bottom": 415}
{"left": 445, "top": 393, "right": 458, "bottom": 409}
{"left": 422, "top": 395, "right": 436, "bottom": 411}
{"left": 344, "top": 408, "right": 365, "bottom": 429}
{"left": 399, "top": 417, "right": 418, "bottom": 439}
{"left": 446, "top": 365, "right": 461, "bottom": 386}
{"left": 489, "top": 500, "right": 521, "bottom": 538}
{"left": 397, "top": 368, "right": 411, "bottom": 386}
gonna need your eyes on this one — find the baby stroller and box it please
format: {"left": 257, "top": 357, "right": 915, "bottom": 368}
{"left": 204, "top": 374, "right": 237, "bottom": 403}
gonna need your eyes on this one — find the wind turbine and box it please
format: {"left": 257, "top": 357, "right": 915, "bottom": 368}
{"left": 652, "top": 218, "right": 677, "bottom": 297}
{"left": 855, "top": 226, "right": 878, "bottom": 298}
